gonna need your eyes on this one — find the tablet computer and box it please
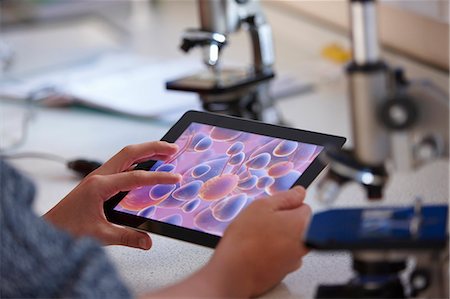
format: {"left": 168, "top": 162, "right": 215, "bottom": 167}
{"left": 105, "top": 110, "right": 346, "bottom": 248}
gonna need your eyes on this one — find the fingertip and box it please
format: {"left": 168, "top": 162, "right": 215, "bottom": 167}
{"left": 139, "top": 236, "right": 152, "bottom": 250}
{"left": 163, "top": 141, "right": 179, "bottom": 150}
{"left": 290, "top": 186, "right": 306, "bottom": 204}
{"left": 293, "top": 185, "right": 305, "bottom": 191}
{"left": 164, "top": 172, "right": 182, "bottom": 182}
{"left": 151, "top": 171, "right": 180, "bottom": 179}
{"left": 143, "top": 172, "right": 177, "bottom": 185}
{"left": 272, "top": 188, "right": 304, "bottom": 211}
{"left": 292, "top": 186, "right": 306, "bottom": 197}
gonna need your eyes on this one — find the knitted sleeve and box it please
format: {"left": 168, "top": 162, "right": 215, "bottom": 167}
{"left": 0, "top": 161, "right": 132, "bottom": 298}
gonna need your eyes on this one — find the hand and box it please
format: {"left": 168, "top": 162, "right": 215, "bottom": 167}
{"left": 144, "top": 187, "right": 311, "bottom": 298}
{"left": 44, "top": 141, "right": 181, "bottom": 250}
{"left": 207, "top": 187, "right": 311, "bottom": 297}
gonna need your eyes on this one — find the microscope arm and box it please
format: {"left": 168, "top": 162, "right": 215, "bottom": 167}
{"left": 246, "top": 11, "right": 275, "bottom": 74}
{"left": 184, "top": 0, "right": 274, "bottom": 74}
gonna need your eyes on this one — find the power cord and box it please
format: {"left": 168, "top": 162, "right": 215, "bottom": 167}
{"left": 1, "top": 93, "right": 102, "bottom": 177}
{"left": 0, "top": 152, "right": 102, "bottom": 177}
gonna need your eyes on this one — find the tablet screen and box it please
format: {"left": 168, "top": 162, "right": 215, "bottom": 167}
{"left": 114, "top": 122, "right": 323, "bottom": 236}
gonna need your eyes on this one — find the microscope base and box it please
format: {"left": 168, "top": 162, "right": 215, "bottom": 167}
{"left": 305, "top": 205, "right": 448, "bottom": 298}
{"left": 316, "top": 278, "right": 405, "bottom": 299}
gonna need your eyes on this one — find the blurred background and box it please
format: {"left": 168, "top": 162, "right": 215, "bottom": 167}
{"left": 0, "top": 1, "right": 448, "bottom": 298}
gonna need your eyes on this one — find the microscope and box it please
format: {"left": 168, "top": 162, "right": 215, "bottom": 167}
{"left": 166, "top": 0, "right": 282, "bottom": 124}
{"left": 305, "top": 0, "right": 449, "bottom": 298}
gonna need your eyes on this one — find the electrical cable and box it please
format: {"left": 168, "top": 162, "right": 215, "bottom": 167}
{"left": 1, "top": 95, "right": 102, "bottom": 177}
{"left": 0, "top": 98, "right": 35, "bottom": 153}
{"left": 0, "top": 152, "right": 102, "bottom": 177}
{"left": 1, "top": 152, "right": 67, "bottom": 163}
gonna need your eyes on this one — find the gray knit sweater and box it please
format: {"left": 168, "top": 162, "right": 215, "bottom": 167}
{"left": 0, "top": 160, "right": 132, "bottom": 298}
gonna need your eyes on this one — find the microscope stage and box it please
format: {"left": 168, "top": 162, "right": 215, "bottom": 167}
{"left": 166, "top": 68, "right": 274, "bottom": 94}
{"left": 305, "top": 205, "right": 448, "bottom": 250}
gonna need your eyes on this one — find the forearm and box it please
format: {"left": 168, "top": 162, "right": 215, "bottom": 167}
{"left": 42, "top": 203, "right": 81, "bottom": 237}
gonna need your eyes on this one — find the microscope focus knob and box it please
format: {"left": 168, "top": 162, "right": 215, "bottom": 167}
{"left": 380, "top": 95, "right": 418, "bottom": 130}
{"left": 393, "top": 68, "right": 409, "bottom": 86}
{"left": 180, "top": 29, "right": 227, "bottom": 53}
{"left": 410, "top": 269, "right": 431, "bottom": 296}
{"left": 181, "top": 39, "right": 196, "bottom": 52}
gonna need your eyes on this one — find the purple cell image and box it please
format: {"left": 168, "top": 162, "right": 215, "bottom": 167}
{"left": 156, "top": 163, "right": 176, "bottom": 172}
{"left": 245, "top": 152, "right": 271, "bottom": 169}
{"left": 228, "top": 152, "right": 245, "bottom": 166}
{"left": 191, "top": 132, "right": 207, "bottom": 146}
{"left": 172, "top": 180, "right": 203, "bottom": 201}
{"left": 194, "top": 208, "right": 230, "bottom": 234}
{"left": 149, "top": 184, "right": 176, "bottom": 201}
{"left": 157, "top": 195, "right": 185, "bottom": 208}
{"left": 115, "top": 122, "right": 323, "bottom": 236}
{"left": 192, "top": 164, "right": 211, "bottom": 178}
{"left": 273, "top": 140, "right": 298, "bottom": 157}
{"left": 227, "top": 142, "right": 244, "bottom": 156}
{"left": 268, "top": 161, "right": 294, "bottom": 178}
{"left": 199, "top": 173, "right": 240, "bottom": 201}
{"left": 210, "top": 127, "right": 242, "bottom": 141}
{"left": 138, "top": 206, "right": 156, "bottom": 218}
{"left": 161, "top": 214, "right": 183, "bottom": 226}
{"left": 257, "top": 176, "right": 275, "bottom": 189}
{"left": 182, "top": 199, "right": 201, "bottom": 213}
{"left": 293, "top": 143, "right": 317, "bottom": 162}
{"left": 267, "top": 170, "right": 302, "bottom": 195}
{"left": 238, "top": 175, "right": 258, "bottom": 190}
{"left": 212, "top": 193, "right": 247, "bottom": 222}
{"left": 194, "top": 136, "right": 213, "bottom": 152}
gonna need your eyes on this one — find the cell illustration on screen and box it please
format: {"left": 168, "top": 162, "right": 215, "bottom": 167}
{"left": 115, "top": 123, "right": 323, "bottom": 236}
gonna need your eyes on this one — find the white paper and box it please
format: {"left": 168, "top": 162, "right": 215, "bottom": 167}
{"left": 0, "top": 53, "right": 202, "bottom": 117}
{"left": 0, "top": 52, "right": 315, "bottom": 119}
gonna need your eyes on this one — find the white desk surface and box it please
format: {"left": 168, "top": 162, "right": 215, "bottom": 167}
{"left": 1, "top": 1, "right": 448, "bottom": 298}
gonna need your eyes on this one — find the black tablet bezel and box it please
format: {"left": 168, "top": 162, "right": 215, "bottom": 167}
{"left": 104, "top": 110, "right": 346, "bottom": 248}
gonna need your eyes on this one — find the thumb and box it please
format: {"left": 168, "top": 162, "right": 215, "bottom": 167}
{"left": 102, "top": 226, "right": 152, "bottom": 250}
{"left": 281, "top": 203, "right": 312, "bottom": 253}
{"left": 270, "top": 186, "right": 306, "bottom": 211}
{"left": 282, "top": 203, "right": 312, "bottom": 230}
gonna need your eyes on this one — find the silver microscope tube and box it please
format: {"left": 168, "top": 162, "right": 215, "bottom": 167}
{"left": 348, "top": 0, "right": 390, "bottom": 165}
{"left": 198, "top": 0, "right": 239, "bottom": 34}
{"left": 350, "top": 0, "right": 380, "bottom": 65}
